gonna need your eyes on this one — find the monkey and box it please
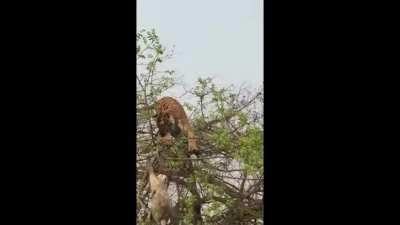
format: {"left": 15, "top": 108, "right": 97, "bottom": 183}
{"left": 152, "top": 97, "right": 200, "bottom": 156}
{"left": 146, "top": 163, "right": 171, "bottom": 225}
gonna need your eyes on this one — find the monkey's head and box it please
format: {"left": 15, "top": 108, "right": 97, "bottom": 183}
{"left": 157, "top": 174, "right": 169, "bottom": 190}
{"left": 149, "top": 172, "right": 169, "bottom": 193}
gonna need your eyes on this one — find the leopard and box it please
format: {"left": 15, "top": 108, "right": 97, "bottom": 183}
{"left": 152, "top": 97, "right": 200, "bottom": 156}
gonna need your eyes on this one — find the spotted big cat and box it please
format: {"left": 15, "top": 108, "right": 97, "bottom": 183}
{"left": 153, "top": 97, "right": 200, "bottom": 156}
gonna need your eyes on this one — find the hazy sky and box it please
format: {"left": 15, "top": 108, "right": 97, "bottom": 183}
{"left": 137, "top": 0, "right": 263, "bottom": 91}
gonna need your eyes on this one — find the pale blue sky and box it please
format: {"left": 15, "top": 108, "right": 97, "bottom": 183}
{"left": 137, "top": 0, "right": 263, "bottom": 90}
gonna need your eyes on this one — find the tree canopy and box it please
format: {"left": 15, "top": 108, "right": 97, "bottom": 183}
{"left": 136, "top": 29, "right": 264, "bottom": 225}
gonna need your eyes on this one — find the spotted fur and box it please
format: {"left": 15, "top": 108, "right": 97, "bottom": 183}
{"left": 153, "top": 97, "right": 199, "bottom": 155}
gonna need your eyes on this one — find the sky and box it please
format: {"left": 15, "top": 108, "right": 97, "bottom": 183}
{"left": 137, "top": 0, "right": 263, "bottom": 94}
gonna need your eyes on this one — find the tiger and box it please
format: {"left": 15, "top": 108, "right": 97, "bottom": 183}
{"left": 152, "top": 96, "right": 200, "bottom": 156}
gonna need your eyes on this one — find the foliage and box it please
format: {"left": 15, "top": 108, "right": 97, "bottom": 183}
{"left": 137, "top": 29, "right": 264, "bottom": 225}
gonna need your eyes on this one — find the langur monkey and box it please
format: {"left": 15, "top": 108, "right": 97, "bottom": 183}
{"left": 146, "top": 162, "right": 171, "bottom": 225}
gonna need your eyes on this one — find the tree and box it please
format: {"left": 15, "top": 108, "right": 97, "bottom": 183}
{"left": 137, "top": 29, "right": 264, "bottom": 225}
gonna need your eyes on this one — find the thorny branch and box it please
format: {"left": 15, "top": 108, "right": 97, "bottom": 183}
{"left": 137, "top": 30, "right": 263, "bottom": 225}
